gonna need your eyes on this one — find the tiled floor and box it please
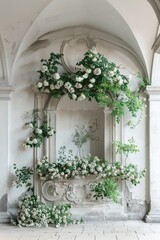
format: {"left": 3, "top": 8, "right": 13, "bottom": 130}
{"left": 0, "top": 221, "right": 160, "bottom": 240}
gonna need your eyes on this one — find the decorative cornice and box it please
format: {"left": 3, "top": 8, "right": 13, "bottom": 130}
{"left": 0, "top": 86, "right": 15, "bottom": 100}
{"left": 146, "top": 86, "right": 160, "bottom": 100}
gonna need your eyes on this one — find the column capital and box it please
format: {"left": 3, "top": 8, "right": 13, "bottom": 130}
{"left": 0, "top": 85, "right": 15, "bottom": 100}
{"left": 146, "top": 86, "right": 160, "bottom": 100}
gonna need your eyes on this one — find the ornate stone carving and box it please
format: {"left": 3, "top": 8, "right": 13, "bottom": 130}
{"left": 41, "top": 177, "right": 99, "bottom": 204}
{"left": 60, "top": 35, "right": 95, "bottom": 72}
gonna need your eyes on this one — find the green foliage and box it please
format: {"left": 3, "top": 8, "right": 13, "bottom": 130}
{"left": 137, "top": 73, "right": 150, "bottom": 93}
{"left": 13, "top": 164, "right": 33, "bottom": 190}
{"left": 91, "top": 178, "right": 119, "bottom": 202}
{"left": 114, "top": 137, "right": 139, "bottom": 158}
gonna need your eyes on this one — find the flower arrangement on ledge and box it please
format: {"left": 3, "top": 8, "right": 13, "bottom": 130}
{"left": 35, "top": 47, "right": 146, "bottom": 122}
{"left": 36, "top": 154, "right": 146, "bottom": 186}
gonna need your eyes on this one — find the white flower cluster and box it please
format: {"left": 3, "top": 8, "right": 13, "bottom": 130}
{"left": 23, "top": 122, "right": 55, "bottom": 149}
{"left": 36, "top": 155, "right": 146, "bottom": 185}
{"left": 23, "top": 136, "right": 41, "bottom": 149}
{"left": 36, "top": 73, "right": 63, "bottom": 92}
{"left": 15, "top": 194, "right": 80, "bottom": 228}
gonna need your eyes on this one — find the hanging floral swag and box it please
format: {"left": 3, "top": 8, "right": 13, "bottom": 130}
{"left": 35, "top": 47, "right": 148, "bottom": 123}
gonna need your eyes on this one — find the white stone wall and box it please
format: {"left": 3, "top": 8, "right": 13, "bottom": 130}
{"left": 0, "top": 0, "right": 159, "bottom": 222}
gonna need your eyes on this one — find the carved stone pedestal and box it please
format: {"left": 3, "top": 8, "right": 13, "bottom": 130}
{"left": 41, "top": 177, "right": 127, "bottom": 221}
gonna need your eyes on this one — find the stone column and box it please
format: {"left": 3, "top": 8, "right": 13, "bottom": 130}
{"left": 0, "top": 86, "right": 14, "bottom": 223}
{"left": 146, "top": 86, "right": 160, "bottom": 222}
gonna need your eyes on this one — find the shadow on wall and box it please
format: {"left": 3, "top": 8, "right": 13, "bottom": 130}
{"left": 0, "top": 194, "right": 7, "bottom": 212}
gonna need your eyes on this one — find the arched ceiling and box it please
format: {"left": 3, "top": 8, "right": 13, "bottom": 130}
{"left": 0, "top": 0, "right": 159, "bottom": 80}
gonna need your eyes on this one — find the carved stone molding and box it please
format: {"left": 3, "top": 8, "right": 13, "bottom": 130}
{"left": 41, "top": 177, "right": 98, "bottom": 204}
{"left": 60, "top": 36, "right": 95, "bottom": 72}
{"left": 146, "top": 86, "right": 160, "bottom": 101}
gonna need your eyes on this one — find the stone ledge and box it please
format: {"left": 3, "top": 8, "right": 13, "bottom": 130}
{"left": 145, "top": 212, "right": 160, "bottom": 223}
{"left": 0, "top": 212, "right": 10, "bottom": 223}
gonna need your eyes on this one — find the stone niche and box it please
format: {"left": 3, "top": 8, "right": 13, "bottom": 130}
{"left": 31, "top": 27, "right": 146, "bottom": 220}
{"left": 33, "top": 93, "right": 127, "bottom": 220}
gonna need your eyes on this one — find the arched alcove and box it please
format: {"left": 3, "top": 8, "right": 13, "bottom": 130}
{"left": 56, "top": 95, "right": 105, "bottom": 160}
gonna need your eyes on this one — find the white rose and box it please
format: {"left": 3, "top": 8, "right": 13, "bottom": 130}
{"left": 81, "top": 93, "right": 86, "bottom": 100}
{"left": 75, "top": 83, "right": 82, "bottom": 89}
{"left": 90, "top": 78, "right": 96, "bottom": 83}
{"left": 48, "top": 130, "right": 54, "bottom": 136}
{"left": 57, "top": 80, "right": 63, "bottom": 86}
{"left": 93, "top": 68, "right": 101, "bottom": 75}
{"left": 89, "top": 54, "right": 93, "bottom": 58}
{"left": 77, "top": 96, "right": 83, "bottom": 101}
{"left": 118, "top": 79, "right": 124, "bottom": 85}
{"left": 35, "top": 128, "right": 42, "bottom": 134}
{"left": 44, "top": 80, "right": 49, "bottom": 86}
{"left": 77, "top": 93, "right": 86, "bottom": 101}
{"left": 32, "top": 138, "right": 38, "bottom": 144}
{"left": 41, "top": 65, "right": 48, "bottom": 73}
{"left": 76, "top": 77, "right": 83, "bottom": 82}
{"left": 83, "top": 73, "right": 88, "bottom": 79}
{"left": 88, "top": 84, "right": 93, "bottom": 88}
{"left": 108, "top": 71, "right": 114, "bottom": 77}
{"left": 69, "top": 87, "right": 75, "bottom": 93}
{"left": 116, "top": 75, "right": 122, "bottom": 81}
{"left": 90, "top": 47, "right": 98, "bottom": 55}
{"left": 64, "top": 82, "right": 72, "bottom": 89}
{"left": 92, "top": 57, "right": 97, "bottom": 62}
{"left": 53, "top": 73, "right": 60, "bottom": 80}
{"left": 37, "top": 82, "right": 43, "bottom": 88}
{"left": 72, "top": 94, "right": 77, "bottom": 100}
{"left": 37, "top": 161, "right": 42, "bottom": 166}
{"left": 50, "top": 84, "right": 55, "bottom": 90}
{"left": 79, "top": 64, "right": 84, "bottom": 71}
{"left": 113, "top": 67, "right": 117, "bottom": 72}
{"left": 55, "top": 84, "right": 61, "bottom": 89}
{"left": 86, "top": 69, "right": 91, "bottom": 74}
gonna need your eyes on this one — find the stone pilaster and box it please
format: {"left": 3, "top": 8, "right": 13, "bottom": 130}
{"left": 0, "top": 86, "right": 14, "bottom": 222}
{"left": 146, "top": 86, "right": 160, "bottom": 222}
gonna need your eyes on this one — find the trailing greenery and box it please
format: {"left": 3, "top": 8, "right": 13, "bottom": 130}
{"left": 91, "top": 178, "right": 119, "bottom": 201}
{"left": 114, "top": 137, "right": 139, "bottom": 158}
{"left": 12, "top": 164, "right": 33, "bottom": 190}
{"left": 13, "top": 194, "right": 80, "bottom": 228}
{"left": 35, "top": 47, "right": 146, "bottom": 123}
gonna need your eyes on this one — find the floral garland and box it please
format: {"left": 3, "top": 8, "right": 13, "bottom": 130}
{"left": 35, "top": 47, "right": 145, "bottom": 122}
